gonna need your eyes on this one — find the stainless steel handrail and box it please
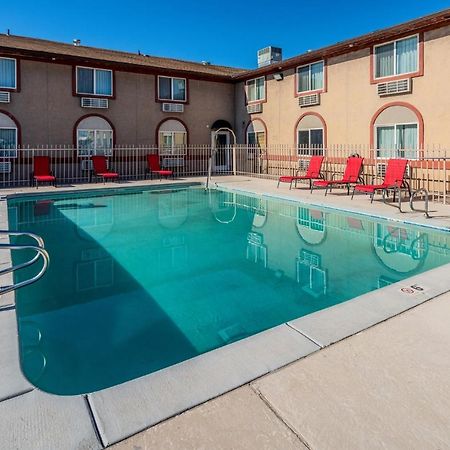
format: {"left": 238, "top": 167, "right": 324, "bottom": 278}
{"left": 0, "top": 231, "right": 45, "bottom": 276}
{"left": 410, "top": 188, "right": 430, "bottom": 218}
{"left": 0, "top": 245, "right": 49, "bottom": 295}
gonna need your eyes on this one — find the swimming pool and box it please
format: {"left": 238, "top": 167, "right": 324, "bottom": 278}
{"left": 7, "top": 185, "right": 450, "bottom": 395}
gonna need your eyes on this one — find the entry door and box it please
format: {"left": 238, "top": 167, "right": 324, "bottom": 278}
{"left": 213, "top": 131, "right": 231, "bottom": 172}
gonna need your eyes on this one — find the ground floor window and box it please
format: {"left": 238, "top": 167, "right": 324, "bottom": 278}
{"left": 372, "top": 104, "right": 421, "bottom": 159}
{"left": 298, "top": 129, "right": 323, "bottom": 155}
{"left": 246, "top": 120, "right": 266, "bottom": 147}
{"left": 296, "top": 114, "right": 325, "bottom": 156}
{"left": 76, "top": 116, "right": 113, "bottom": 156}
{"left": 0, "top": 113, "right": 18, "bottom": 157}
{"left": 376, "top": 123, "right": 418, "bottom": 159}
{"left": 158, "top": 119, "right": 187, "bottom": 154}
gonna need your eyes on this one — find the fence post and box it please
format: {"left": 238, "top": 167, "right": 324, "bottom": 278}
{"left": 232, "top": 145, "right": 236, "bottom": 176}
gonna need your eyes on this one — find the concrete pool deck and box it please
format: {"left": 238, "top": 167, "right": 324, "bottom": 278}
{"left": 1, "top": 175, "right": 450, "bottom": 449}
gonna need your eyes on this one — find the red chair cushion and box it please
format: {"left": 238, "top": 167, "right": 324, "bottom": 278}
{"left": 97, "top": 172, "right": 119, "bottom": 179}
{"left": 34, "top": 175, "right": 56, "bottom": 182}
{"left": 156, "top": 170, "right": 173, "bottom": 176}
{"left": 313, "top": 180, "right": 331, "bottom": 187}
{"left": 354, "top": 184, "right": 385, "bottom": 193}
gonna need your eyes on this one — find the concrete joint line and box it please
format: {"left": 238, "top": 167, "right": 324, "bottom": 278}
{"left": 285, "top": 323, "right": 324, "bottom": 348}
{"left": 0, "top": 387, "right": 34, "bottom": 405}
{"left": 249, "top": 384, "right": 313, "bottom": 450}
{"left": 84, "top": 395, "right": 107, "bottom": 448}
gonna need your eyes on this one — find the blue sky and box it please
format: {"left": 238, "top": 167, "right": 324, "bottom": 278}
{"left": 3, "top": 1, "right": 449, "bottom": 68}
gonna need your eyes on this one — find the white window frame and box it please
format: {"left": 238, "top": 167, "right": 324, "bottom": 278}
{"left": 76, "top": 66, "right": 113, "bottom": 97}
{"left": 297, "top": 127, "right": 324, "bottom": 155}
{"left": 246, "top": 76, "right": 266, "bottom": 103}
{"left": 373, "top": 34, "right": 419, "bottom": 80}
{"left": 0, "top": 57, "right": 17, "bottom": 90}
{"left": 0, "top": 127, "right": 18, "bottom": 158}
{"left": 158, "top": 131, "right": 187, "bottom": 154}
{"left": 76, "top": 128, "right": 114, "bottom": 156}
{"left": 157, "top": 76, "right": 187, "bottom": 102}
{"left": 374, "top": 121, "right": 419, "bottom": 159}
{"left": 246, "top": 131, "right": 266, "bottom": 147}
{"left": 296, "top": 60, "right": 324, "bottom": 94}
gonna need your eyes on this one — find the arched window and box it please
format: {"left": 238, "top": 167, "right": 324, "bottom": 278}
{"left": 371, "top": 103, "right": 422, "bottom": 159}
{"left": 246, "top": 119, "right": 266, "bottom": 147}
{"left": 0, "top": 112, "right": 18, "bottom": 157}
{"left": 76, "top": 115, "right": 113, "bottom": 156}
{"left": 296, "top": 113, "right": 326, "bottom": 156}
{"left": 157, "top": 119, "right": 187, "bottom": 153}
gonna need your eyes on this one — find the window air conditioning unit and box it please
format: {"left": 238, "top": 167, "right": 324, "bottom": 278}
{"left": 0, "top": 92, "right": 11, "bottom": 103}
{"left": 299, "top": 93, "right": 320, "bottom": 107}
{"left": 162, "top": 157, "right": 185, "bottom": 167}
{"left": 0, "top": 162, "right": 12, "bottom": 173}
{"left": 81, "top": 159, "right": 93, "bottom": 171}
{"left": 377, "top": 79, "right": 411, "bottom": 97}
{"left": 246, "top": 103, "right": 263, "bottom": 114}
{"left": 298, "top": 159, "right": 310, "bottom": 171}
{"left": 162, "top": 103, "right": 184, "bottom": 113}
{"left": 377, "top": 162, "right": 410, "bottom": 178}
{"left": 81, "top": 97, "right": 109, "bottom": 108}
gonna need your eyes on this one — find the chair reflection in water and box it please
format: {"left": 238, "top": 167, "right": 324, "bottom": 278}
{"left": 296, "top": 250, "right": 327, "bottom": 298}
{"left": 246, "top": 232, "right": 268, "bottom": 268}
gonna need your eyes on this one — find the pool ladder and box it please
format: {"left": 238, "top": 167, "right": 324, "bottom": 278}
{"left": 0, "top": 231, "right": 49, "bottom": 296}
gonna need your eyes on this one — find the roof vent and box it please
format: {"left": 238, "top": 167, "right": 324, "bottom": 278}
{"left": 257, "top": 46, "right": 282, "bottom": 68}
{"left": 73, "top": 39, "right": 81, "bottom": 46}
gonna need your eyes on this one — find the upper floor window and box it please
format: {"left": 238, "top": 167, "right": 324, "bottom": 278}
{"left": 374, "top": 35, "right": 418, "bottom": 79}
{"left": 158, "top": 76, "right": 187, "bottom": 102}
{"left": 297, "top": 61, "right": 324, "bottom": 94}
{"left": 76, "top": 67, "right": 113, "bottom": 96}
{"left": 0, "top": 57, "right": 17, "bottom": 90}
{"left": 246, "top": 77, "right": 265, "bottom": 103}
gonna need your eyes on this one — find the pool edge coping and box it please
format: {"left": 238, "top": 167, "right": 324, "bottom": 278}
{"left": 1, "top": 182, "right": 450, "bottom": 448}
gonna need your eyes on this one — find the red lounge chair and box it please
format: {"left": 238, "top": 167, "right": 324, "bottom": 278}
{"left": 146, "top": 154, "right": 173, "bottom": 180}
{"left": 278, "top": 156, "right": 324, "bottom": 190}
{"left": 91, "top": 156, "right": 119, "bottom": 183}
{"left": 312, "top": 156, "right": 364, "bottom": 195}
{"left": 31, "top": 156, "right": 56, "bottom": 188}
{"left": 352, "top": 159, "right": 410, "bottom": 203}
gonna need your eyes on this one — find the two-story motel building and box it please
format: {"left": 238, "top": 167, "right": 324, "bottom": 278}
{"left": 0, "top": 8, "right": 449, "bottom": 162}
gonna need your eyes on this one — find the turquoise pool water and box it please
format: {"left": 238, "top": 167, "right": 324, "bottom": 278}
{"left": 7, "top": 185, "right": 450, "bottom": 395}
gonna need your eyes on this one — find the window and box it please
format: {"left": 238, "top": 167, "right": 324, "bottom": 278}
{"left": 298, "top": 129, "right": 323, "bottom": 155}
{"left": 158, "top": 119, "right": 187, "bottom": 153}
{"left": 297, "top": 61, "right": 324, "bottom": 93}
{"left": 76, "top": 116, "right": 113, "bottom": 156}
{"left": 0, "top": 112, "right": 18, "bottom": 157}
{"left": 376, "top": 123, "right": 418, "bottom": 159}
{"left": 0, "top": 57, "right": 17, "bottom": 90}
{"left": 296, "top": 114, "right": 325, "bottom": 155}
{"left": 76, "top": 67, "right": 113, "bottom": 96}
{"left": 158, "top": 76, "right": 187, "bottom": 102}
{"left": 374, "top": 35, "right": 418, "bottom": 79}
{"left": 246, "top": 77, "right": 265, "bottom": 103}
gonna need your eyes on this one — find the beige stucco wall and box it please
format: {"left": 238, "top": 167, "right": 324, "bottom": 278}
{"left": 2, "top": 61, "right": 235, "bottom": 146}
{"left": 235, "top": 25, "right": 450, "bottom": 148}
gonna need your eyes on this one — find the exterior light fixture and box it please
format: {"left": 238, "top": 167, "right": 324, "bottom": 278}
{"left": 273, "top": 73, "right": 284, "bottom": 81}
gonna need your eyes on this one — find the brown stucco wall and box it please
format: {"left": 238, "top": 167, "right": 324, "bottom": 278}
{"left": 2, "top": 61, "right": 235, "bottom": 146}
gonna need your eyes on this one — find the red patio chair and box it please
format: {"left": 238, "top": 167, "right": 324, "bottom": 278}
{"left": 352, "top": 159, "right": 410, "bottom": 203}
{"left": 31, "top": 156, "right": 56, "bottom": 188}
{"left": 277, "top": 156, "right": 324, "bottom": 190}
{"left": 146, "top": 154, "right": 173, "bottom": 180}
{"left": 312, "top": 156, "right": 364, "bottom": 195}
{"left": 91, "top": 156, "right": 119, "bottom": 183}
